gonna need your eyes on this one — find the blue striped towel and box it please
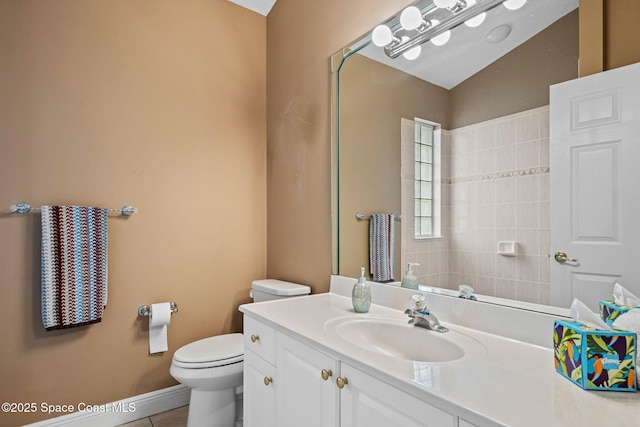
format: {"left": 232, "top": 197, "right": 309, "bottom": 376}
{"left": 41, "top": 206, "right": 108, "bottom": 330}
{"left": 369, "top": 214, "right": 395, "bottom": 282}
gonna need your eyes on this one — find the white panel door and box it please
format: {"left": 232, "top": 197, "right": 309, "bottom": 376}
{"left": 550, "top": 62, "right": 640, "bottom": 310}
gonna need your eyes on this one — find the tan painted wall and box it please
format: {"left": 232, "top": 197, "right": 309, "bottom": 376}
{"left": 579, "top": 0, "right": 640, "bottom": 76}
{"left": 265, "top": 0, "right": 414, "bottom": 291}
{"left": 450, "top": 10, "right": 578, "bottom": 128}
{"left": 0, "top": 1, "right": 265, "bottom": 425}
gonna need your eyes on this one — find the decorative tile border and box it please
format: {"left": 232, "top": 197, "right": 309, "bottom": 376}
{"left": 445, "top": 166, "right": 550, "bottom": 184}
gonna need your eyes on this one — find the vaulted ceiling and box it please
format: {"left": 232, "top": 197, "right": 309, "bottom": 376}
{"left": 228, "top": 0, "right": 277, "bottom": 16}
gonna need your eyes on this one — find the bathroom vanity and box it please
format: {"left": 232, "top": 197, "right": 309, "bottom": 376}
{"left": 240, "top": 277, "right": 639, "bottom": 427}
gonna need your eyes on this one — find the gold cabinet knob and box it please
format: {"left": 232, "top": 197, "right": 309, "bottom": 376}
{"left": 264, "top": 377, "right": 273, "bottom": 386}
{"left": 336, "top": 377, "right": 348, "bottom": 389}
{"left": 554, "top": 252, "right": 577, "bottom": 263}
{"left": 251, "top": 334, "right": 260, "bottom": 343}
{"left": 321, "top": 369, "right": 333, "bottom": 381}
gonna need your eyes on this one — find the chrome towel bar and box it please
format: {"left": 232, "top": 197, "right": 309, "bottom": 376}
{"left": 355, "top": 212, "right": 401, "bottom": 220}
{"left": 10, "top": 202, "right": 137, "bottom": 216}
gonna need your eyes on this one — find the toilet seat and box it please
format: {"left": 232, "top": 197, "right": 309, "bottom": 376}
{"left": 172, "top": 333, "right": 244, "bottom": 369}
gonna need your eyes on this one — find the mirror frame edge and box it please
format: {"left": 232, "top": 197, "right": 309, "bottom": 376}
{"left": 328, "top": 9, "right": 575, "bottom": 319}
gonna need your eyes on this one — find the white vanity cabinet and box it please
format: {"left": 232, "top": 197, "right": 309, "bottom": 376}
{"left": 243, "top": 315, "right": 460, "bottom": 427}
{"left": 339, "top": 363, "right": 456, "bottom": 427}
{"left": 276, "top": 332, "right": 340, "bottom": 427}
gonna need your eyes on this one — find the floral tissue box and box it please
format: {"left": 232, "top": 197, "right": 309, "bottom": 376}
{"left": 553, "top": 319, "right": 637, "bottom": 391}
{"left": 600, "top": 300, "right": 640, "bottom": 326}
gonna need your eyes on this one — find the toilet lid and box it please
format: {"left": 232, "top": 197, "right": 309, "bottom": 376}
{"left": 173, "top": 333, "right": 244, "bottom": 367}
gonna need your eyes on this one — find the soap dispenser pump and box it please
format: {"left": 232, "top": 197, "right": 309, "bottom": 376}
{"left": 352, "top": 267, "right": 371, "bottom": 313}
{"left": 401, "top": 262, "right": 420, "bottom": 290}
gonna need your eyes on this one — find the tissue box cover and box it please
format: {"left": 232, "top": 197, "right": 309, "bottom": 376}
{"left": 553, "top": 320, "right": 636, "bottom": 391}
{"left": 600, "top": 300, "right": 640, "bottom": 326}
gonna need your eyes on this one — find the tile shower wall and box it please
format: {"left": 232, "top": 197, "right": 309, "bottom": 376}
{"left": 403, "top": 106, "right": 550, "bottom": 305}
{"left": 448, "top": 105, "right": 550, "bottom": 304}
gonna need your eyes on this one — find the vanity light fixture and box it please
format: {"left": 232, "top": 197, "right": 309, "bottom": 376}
{"left": 372, "top": 0, "right": 525, "bottom": 60}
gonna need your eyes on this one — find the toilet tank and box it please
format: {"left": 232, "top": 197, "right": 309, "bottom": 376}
{"left": 250, "top": 279, "right": 311, "bottom": 302}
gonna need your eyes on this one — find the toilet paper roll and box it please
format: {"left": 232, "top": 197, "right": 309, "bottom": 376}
{"left": 149, "top": 302, "right": 172, "bottom": 354}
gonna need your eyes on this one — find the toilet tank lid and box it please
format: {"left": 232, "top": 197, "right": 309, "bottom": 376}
{"left": 251, "top": 279, "right": 311, "bottom": 296}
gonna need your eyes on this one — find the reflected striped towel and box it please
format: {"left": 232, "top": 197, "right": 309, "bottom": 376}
{"left": 41, "top": 206, "right": 108, "bottom": 330}
{"left": 369, "top": 214, "right": 395, "bottom": 282}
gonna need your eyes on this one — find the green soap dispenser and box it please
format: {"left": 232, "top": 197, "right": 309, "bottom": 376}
{"left": 352, "top": 267, "right": 371, "bottom": 313}
{"left": 401, "top": 262, "right": 420, "bottom": 290}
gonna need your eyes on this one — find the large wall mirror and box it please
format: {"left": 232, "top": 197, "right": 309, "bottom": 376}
{"left": 331, "top": 0, "right": 579, "bottom": 312}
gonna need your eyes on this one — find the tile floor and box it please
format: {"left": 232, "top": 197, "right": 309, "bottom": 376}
{"left": 118, "top": 406, "right": 243, "bottom": 427}
{"left": 118, "top": 405, "right": 188, "bottom": 427}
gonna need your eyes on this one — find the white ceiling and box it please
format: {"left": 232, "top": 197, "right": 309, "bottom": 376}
{"left": 228, "top": 0, "right": 277, "bottom": 16}
{"left": 359, "top": 0, "right": 578, "bottom": 89}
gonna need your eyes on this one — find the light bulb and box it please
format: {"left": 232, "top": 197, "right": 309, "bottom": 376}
{"left": 464, "top": 0, "right": 486, "bottom": 27}
{"left": 429, "top": 21, "right": 451, "bottom": 46}
{"left": 403, "top": 44, "right": 421, "bottom": 60}
{"left": 465, "top": 12, "right": 486, "bottom": 27}
{"left": 401, "top": 36, "right": 421, "bottom": 60}
{"left": 372, "top": 25, "right": 393, "bottom": 47}
{"left": 433, "top": 0, "right": 457, "bottom": 9}
{"left": 431, "top": 31, "right": 451, "bottom": 46}
{"left": 504, "top": 0, "right": 526, "bottom": 10}
{"left": 400, "top": 6, "right": 423, "bottom": 31}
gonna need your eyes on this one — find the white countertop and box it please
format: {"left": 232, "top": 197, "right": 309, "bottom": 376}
{"left": 240, "top": 292, "right": 640, "bottom": 427}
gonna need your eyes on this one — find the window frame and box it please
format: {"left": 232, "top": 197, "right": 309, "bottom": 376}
{"left": 413, "top": 118, "right": 442, "bottom": 240}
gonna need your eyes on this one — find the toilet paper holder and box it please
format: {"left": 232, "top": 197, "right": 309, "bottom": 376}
{"left": 138, "top": 302, "right": 179, "bottom": 317}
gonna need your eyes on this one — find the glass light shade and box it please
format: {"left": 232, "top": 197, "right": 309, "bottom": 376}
{"left": 433, "top": 0, "right": 457, "bottom": 8}
{"left": 464, "top": 0, "right": 486, "bottom": 27}
{"left": 431, "top": 31, "right": 451, "bottom": 46}
{"left": 401, "top": 36, "right": 421, "bottom": 60}
{"left": 465, "top": 12, "right": 486, "bottom": 27}
{"left": 429, "top": 21, "right": 451, "bottom": 46}
{"left": 503, "top": 0, "right": 526, "bottom": 10}
{"left": 403, "top": 45, "right": 422, "bottom": 60}
{"left": 372, "top": 25, "right": 393, "bottom": 47}
{"left": 400, "top": 6, "right": 423, "bottom": 30}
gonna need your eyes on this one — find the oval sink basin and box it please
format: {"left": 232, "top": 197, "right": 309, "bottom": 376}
{"left": 324, "top": 315, "right": 484, "bottom": 363}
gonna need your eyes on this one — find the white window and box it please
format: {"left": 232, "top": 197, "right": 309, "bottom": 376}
{"left": 414, "top": 119, "right": 441, "bottom": 239}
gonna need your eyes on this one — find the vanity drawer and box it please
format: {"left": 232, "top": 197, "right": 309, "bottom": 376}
{"left": 244, "top": 315, "right": 276, "bottom": 364}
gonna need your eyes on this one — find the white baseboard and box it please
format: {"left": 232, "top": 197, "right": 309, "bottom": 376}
{"left": 24, "top": 384, "right": 190, "bottom": 427}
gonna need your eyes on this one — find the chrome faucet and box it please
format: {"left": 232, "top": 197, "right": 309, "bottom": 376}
{"left": 404, "top": 294, "right": 449, "bottom": 333}
{"left": 458, "top": 284, "right": 477, "bottom": 301}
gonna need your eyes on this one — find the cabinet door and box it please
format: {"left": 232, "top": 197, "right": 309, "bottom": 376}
{"left": 244, "top": 350, "right": 276, "bottom": 427}
{"left": 276, "top": 332, "right": 340, "bottom": 427}
{"left": 340, "top": 363, "right": 456, "bottom": 427}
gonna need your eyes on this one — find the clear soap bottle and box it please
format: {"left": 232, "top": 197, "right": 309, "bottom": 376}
{"left": 352, "top": 267, "right": 371, "bottom": 313}
{"left": 401, "top": 262, "right": 420, "bottom": 290}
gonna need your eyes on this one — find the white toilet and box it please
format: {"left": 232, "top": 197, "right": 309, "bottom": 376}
{"left": 170, "top": 279, "right": 311, "bottom": 427}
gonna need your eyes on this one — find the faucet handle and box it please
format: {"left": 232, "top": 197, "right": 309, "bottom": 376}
{"left": 410, "top": 294, "right": 428, "bottom": 312}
